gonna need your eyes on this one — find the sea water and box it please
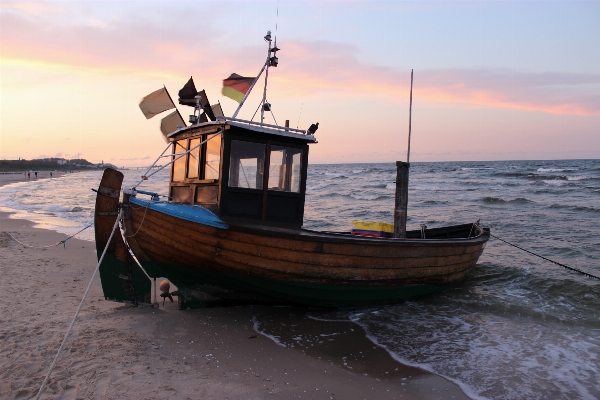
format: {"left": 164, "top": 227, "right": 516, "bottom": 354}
{"left": 1, "top": 159, "right": 599, "bottom": 399}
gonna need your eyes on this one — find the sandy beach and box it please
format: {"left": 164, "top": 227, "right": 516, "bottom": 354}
{"left": 0, "top": 171, "right": 67, "bottom": 185}
{"left": 0, "top": 177, "right": 470, "bottom": 399}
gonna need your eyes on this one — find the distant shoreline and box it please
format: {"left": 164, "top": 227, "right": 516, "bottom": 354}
{"left": 0, "top": 171, "right": 70, "bottom": 187}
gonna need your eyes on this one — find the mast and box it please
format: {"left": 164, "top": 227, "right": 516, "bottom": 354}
{"left": 260, "top": 31, "right": 272, "bottom": 125}
{"left": 231, "top": 30, "right": 280, "bottom": 122}
{"left": 407, "top": 69, "right": 414, "bottom": 163}
{"left": 394, "top": 70, "right": 413, "bottom": 239}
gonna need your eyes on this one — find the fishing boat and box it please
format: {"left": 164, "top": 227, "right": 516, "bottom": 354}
{"left": 94, "top": 31, "right": 490, "bottom": 309}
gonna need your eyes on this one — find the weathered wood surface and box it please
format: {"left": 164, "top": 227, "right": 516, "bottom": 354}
{"left": 125, "top": 201, "right": 488, "bottom": 286}
{"left": 94, "top": 168, "right": 124, "bottom": 255}
{"left": 393, "top": 161, "right": 409, "bottom": 238}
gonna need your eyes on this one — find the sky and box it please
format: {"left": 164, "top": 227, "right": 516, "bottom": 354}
{"left": 1, "top": 0, "right": 599, "bottom": 166}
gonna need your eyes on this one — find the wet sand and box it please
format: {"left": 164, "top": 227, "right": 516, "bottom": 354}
{"left": 0, "top": 206, "right": 470, "bottom": 399}
{"left": 0, "top": 171, "right": 67, "bottom": 185}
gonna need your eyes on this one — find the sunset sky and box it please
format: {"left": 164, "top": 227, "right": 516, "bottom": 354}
{"left": 1, "top": 1, "right": 599, "bottom": 166}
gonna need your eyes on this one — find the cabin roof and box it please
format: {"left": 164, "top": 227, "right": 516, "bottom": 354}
{"left": 167, "top": 117, "right": 317, "bottom": 143}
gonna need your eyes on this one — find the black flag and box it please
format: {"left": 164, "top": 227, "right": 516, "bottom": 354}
{"left": 178, "top": 77, "right": 216, "bottom": 121}
{"left": 178, "top": 77, "right": 197, "bottom": 106}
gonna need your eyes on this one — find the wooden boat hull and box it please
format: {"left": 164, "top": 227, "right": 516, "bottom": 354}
{"left": 118, "top": 197, "right": 488, "bottom": 308}
{"left": 94, "top": 169, "right": 489, "bottom": 308}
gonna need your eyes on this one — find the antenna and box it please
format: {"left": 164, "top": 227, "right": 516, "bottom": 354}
{"left": 296, "top": 103, "right": 304, "bottom": 129}
{"left": 407, "top": 69, "right": 413, "bottom": 163}
{"left": 275, "top": 0, "right": 279, "bottom": 37}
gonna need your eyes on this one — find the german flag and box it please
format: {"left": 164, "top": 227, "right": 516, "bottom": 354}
{"left": 222, "top": 73, "right": 256, "bottom": 103}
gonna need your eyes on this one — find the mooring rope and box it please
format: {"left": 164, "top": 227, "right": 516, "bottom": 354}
{"left": 35, "top": 210, "right": 123, "bottom": 400}
{"left": 491, "top": 233, "right": 600, "bottom": 280}
{"left": 124, "top": 200, "right": 152, "bottom": 238}
{"left": 7, "top": 221, "right": 94, "bottom": 249}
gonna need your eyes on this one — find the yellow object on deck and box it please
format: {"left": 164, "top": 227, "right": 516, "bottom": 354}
{"left": 351, "top": 220, "right": 394, "bottom": 233}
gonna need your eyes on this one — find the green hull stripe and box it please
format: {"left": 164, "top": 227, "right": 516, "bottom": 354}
{"left": 141, "top": 261, "right": 449, "bottom": 308}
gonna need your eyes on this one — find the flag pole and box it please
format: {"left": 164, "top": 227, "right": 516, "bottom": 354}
{"left": 231, "top": 61, "right": 268, "bottom": 119}
{"left": 163, "top": 85, "right": 186, "bottom": 127}
{"left": 407, "top": 69, "right": 413, "bottom": 163}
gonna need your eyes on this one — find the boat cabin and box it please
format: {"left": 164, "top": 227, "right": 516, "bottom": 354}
{"left": 167, "top": 118, "right": 317, "bottom": 228}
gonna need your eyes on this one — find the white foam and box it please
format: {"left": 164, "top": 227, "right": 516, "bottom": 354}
{"left": 350, "top": 193, "right": 379, "bottom": 200}
{"left": 344, "top": 300, "right": 600, "bottom": 400}
{"left": 252, "top": 316, "right": 286, "bottom": 347}
{"left": 537, "top": 167, "right": 578, "bottom": 172}
{"left": 542, "top": 180, "right": 567, "bottom": 186}
{"left": 566, "top": 176, "right": 591, "bottom": 181}
{"left": 42, "top": 204, "right": 74, "bottom": 213}
{"left": 307, "top": 183, "right": 330, "bottom": 191}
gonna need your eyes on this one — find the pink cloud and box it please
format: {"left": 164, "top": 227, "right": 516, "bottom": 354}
{"left": 2, "top": 7, "right": 599, "bottom": 116}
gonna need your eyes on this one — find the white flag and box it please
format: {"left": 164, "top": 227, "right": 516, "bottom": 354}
{"left": 211, "top": 102, "right": 224, "bottom": 118}
{"left": 160, "top": 110, "right": 186, "bottom": 142}
{"left": 139, "top": 87, "right": 174, "bottom": 119}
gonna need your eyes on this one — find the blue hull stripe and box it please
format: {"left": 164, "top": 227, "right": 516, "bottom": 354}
{"left": 129, "top": 196, "right": 228, "bottom": 230}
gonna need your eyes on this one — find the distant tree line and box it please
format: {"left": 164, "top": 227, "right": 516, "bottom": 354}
{"left": 0, "top": 158, "right": 106, "bottom": 172}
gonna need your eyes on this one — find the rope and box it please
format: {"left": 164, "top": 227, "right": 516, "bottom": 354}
{"left": 491, "top": 233, "right": 600, "bottom": 280}
{"left": 133, "top": 130, "right": 223, "bottom": 189}
{"left": 7, "top": 221, "right": 94, "bottom": 249}
{"left": 35, "top": 210, "right": 123, "bottom": 399}
{"left": 124, "top": 200, "right": 152, "bottom": 238}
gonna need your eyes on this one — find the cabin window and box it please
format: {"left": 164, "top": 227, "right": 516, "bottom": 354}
{"left": 228, "top": 140, "right": 266, "bottom": 190}
{"left": 268, "top": 146, "right": 303, "bottom": 193}
{"left": 187, "top": 138, "right": 201, "bottom": 179}
{"left": 205, "top": 134, "right": 221, "bottom": 180}
{"left": 172, "top": 140, "right": 187, "bottom": 182}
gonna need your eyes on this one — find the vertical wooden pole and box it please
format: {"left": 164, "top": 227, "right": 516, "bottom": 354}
{"left": 407, "top": 69, "right": 414, "bottom": 163}
{"left": 394, "top": 161, "right": 409, "bottom": 238}
{"left": 395, "top": 70, "right": 414, "bottom": 239}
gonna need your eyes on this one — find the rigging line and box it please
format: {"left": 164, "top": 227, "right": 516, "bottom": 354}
{"left": 490, "top": 233, "right": 600, "bottom": 281}
{"left": 118, "top": 220, "right": 153, "bottom": 283}
{"left": 240, "top": 164, "right": 251, "bottom": 188}
{"left": 35, "top": 210, "right": 123, "bottom": 400}
{"left": 251, "top": 101, "right": 263, "bottom": 121}
{"left": 133, "top": 130, "right": 223, "bottom": 188}
{"left": 7, "top": 221, "right": 94, "bottom": 249}
{"left": 269, "top": 106, "right": 278, "bottom": 126}
{"left": 206, "top": 162, "right": 219, "bottom": 174}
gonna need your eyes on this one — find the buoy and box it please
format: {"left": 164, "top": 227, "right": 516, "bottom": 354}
{"left": 159, "top": 280, "right": 174, "bottom": 305}
{"left": 159, "top": 280, "right": 170, "bottom": 293}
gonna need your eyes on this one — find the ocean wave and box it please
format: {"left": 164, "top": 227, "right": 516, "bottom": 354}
{"left": 385, "top": 183, "right": 395, "bottom": 190}
{"left": 461, "top": 167, "right": 494, "bottom": 171}
{"left": 349, "top": 193, "right": 385, "bottom": 200}
{"left": 352, "top": 169, "right": 364, "bottom": 174}
{"left": 537, "top": 167, "right": 579, "bottom": 172}
{"left": 325, "top": 172, "right": 346, "bottom": 178}
{"left": 482, "top": 197, "right": 532, "bottom": 203}
{"left": 542, "top": 179, "right": 568, "bottom": 186}
{"left": 41, "top": 204, "right": 83, "bottom": 213}
{"left": 307, "top": 183, "right": 330, "bottom": 191}
{"left": 549, "top": 204, "right": 599, "bottom": 213}
{"left": 412, "top": 186, "right": 476, "bottom": 192}
{"left": 494, "top": 171, "right": 533, "bottom": 178}
{"left": 566, "top": 175, "right": 594, "bottom": 181}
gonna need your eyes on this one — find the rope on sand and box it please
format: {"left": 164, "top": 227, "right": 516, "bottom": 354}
{"left": 491, "top": 233, "right": 600, "bottom": 280}
{"left": 7, "top": 221, "right": 94, "bottom": 249}
{"left": 35, "top": 210, "right": 122, "bottom": 400}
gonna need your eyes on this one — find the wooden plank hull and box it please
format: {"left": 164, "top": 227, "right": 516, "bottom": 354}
{"left": 120, "top": 196, "right": 489, "bottom": 307}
